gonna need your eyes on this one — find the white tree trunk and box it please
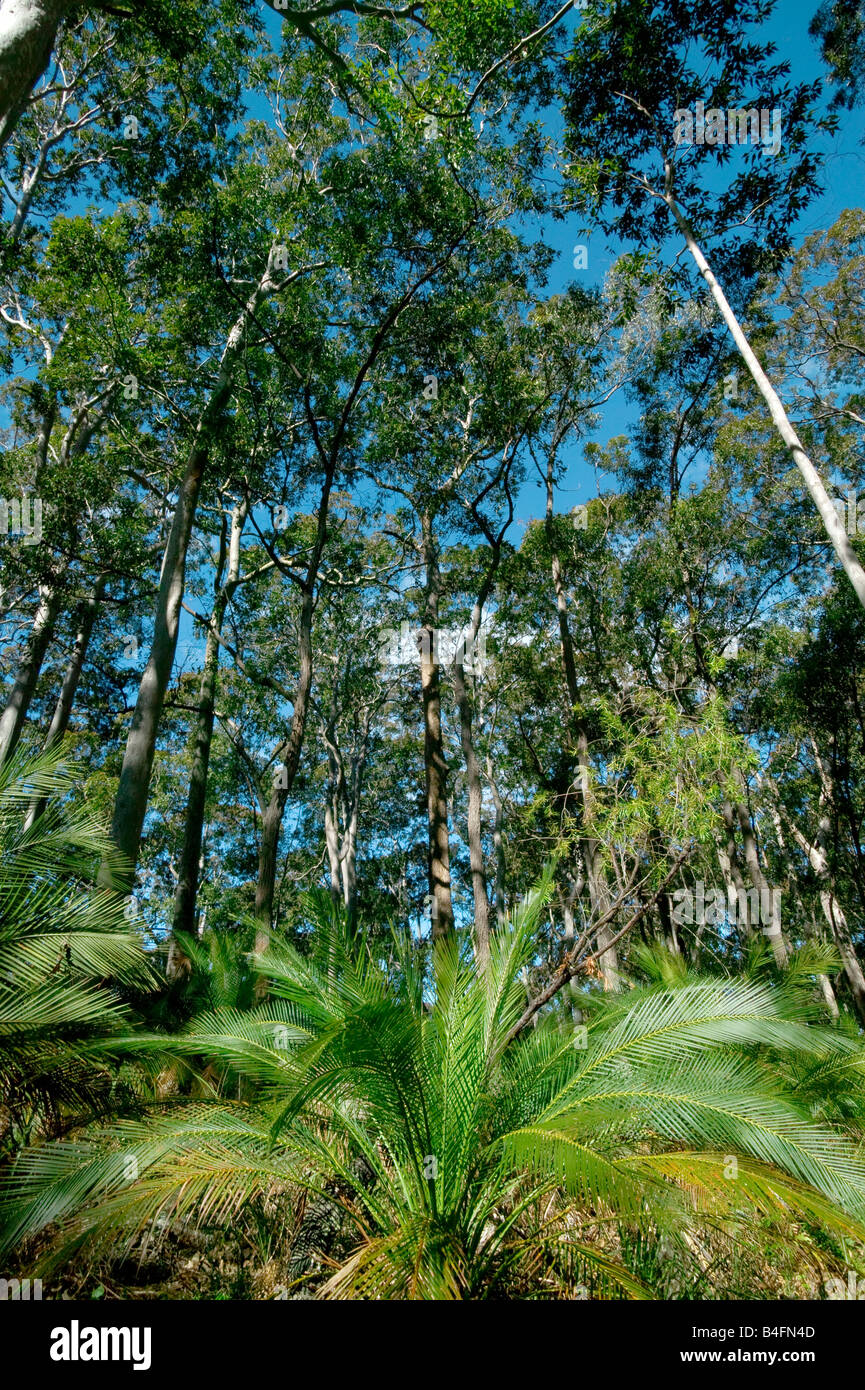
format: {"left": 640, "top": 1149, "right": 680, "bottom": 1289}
{"left": 0, "top": 0, "right": 67, "bottom": 149}
{"left": 665, "top": 192, "right": 865, "bottom": 610}
{"left": 784, "top": 813, "right": 865, "bottom": 1024}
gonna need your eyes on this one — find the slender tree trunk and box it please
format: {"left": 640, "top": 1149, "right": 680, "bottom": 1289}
{"left": 419, "top": 509, "right": 454, "bottom": 941}
{"left": 731, "top": 772, "right": 787, "bottom": 968}
{"left": 783, "top": 808, "right": 865, "bottom": 1025}
{"left": 486, "top": 752, "right": 506, "bottom": 925}
{"left": 453, "top": 544, "right": 500, "bottom": 968}
{"left": 819, "top": 885, "right": 865, "bottom": 1025}
{"left": 454, "top": 650, "right": 490, "bottom": 970}
{"left": 815, "top": 946, "right": 841, "bottom": 1020}
{"left": 101, "top": 443, "right": 207, "bottom": 892}
{"left": 341, "top": 752, "right": 363, "bottom": 926}
{"left": 8, "top": 142, "right": 46, "bottom": 245}
{"left": 23, "top": 574, "right": 106, "bottom": 828}
{"left": 253, "top": 485, "right": 333, "bottom": 982}
{"left": 255, "top": 787, "right": 294, "bottom": 957}
{"left": 545, "top": 467, "right": 620, "bottom": 989}
{"left": 716, "top": 812, "right": 749, "bottom": 937}
{"left": 657, "top": 886, "right": 681, "bottom": 956}
{"left": 805, "top": 901, "right": 840, "bottom": 1022}
{"left": 170, "top": 498, "right": 247, "bottom": 950}
{"left": 770, "top": 803, "right": 839, "bottom": 1016}
{"left": 40, "top": 574, "right": 105, "bottom": 750}
{"left": 0, "top": 0, "right": 67, "bottom": 151}
{"left": 322, "top": 722, "right": 365, "bottom": 925}
{"left": 665, "top": 189, "right": 865, "bottom": 610}
{"left": 324, "top": 764, "right": 343, "bottom": 908}
{"left": 0, "top": 577, "right": 62, "bottom": 764}
{"left": 99, "top": 271, "right": 274, "bottom": 894}
{"left": 253, "top": 583, "right": 313, "bottom": 960}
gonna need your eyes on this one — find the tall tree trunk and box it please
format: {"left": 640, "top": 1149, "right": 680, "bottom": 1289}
{"left": 486, "top": 752, "right": 506, "bottom": 925}
{"left": 419, "top": 509, "right": 454, "bottom": 941}
{"left": 454, "top": 649, "right": 490, "bottom": 970}
{"left": 40, "top": 574, "right": 105, "bottom": 751}
{"left": 453, "top": 540, "right": 501, "bottom": 968}
{"left": 101, "top": 443, "right": 207, "bottom": 893}
{"left": 769, "top": 802, "right": 839, "bottom": 1016}
{"left": 451, "top": 477, "right": 516, "bottom": 966}
{"left": 23, "top": 574, "right": 106, "bottom": 828}
{"left": 0, "top": 0, "right": 66, "bottom": 152}
{"left": 321, "top": 711, "right": 367, "bottom": 925}
{"left": 731, "top": 773, "right": 787, "bottom": 968}
{"left": 323, "top": 745, "right": 365, "bottom": 924}
{"left": 545, "top": 465, "right": 620, "bottom": 989}
{"left": 169, "top": 498, "right": 247, "bottom": 953}
{"left": 0, "top": 577, "right": 62, "bottom": 764}
{"left": 324, "top": 754, "right": 343, "bottom": 908}
{"left": 340, "top": 752, "right": 363, "bottom": 927}
{"left": 252, "top": 610, "right": 313, "bottom": 1005}
{"left": 99, "top": 270, "right": 275, "bottom": 894}
{"left": 782, "top": 808, "right": 865, "bottom": 1026}
{"left": 716, "top": 808, "right": 750, "bottom": 942}
{"left": 665, "top": 187, "right": 865, "bottom": 610}
{"left": 253, "top": 461, "right": 339, "bottom": 984}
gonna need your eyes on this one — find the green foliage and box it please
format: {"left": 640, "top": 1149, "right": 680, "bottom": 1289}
{"left": 0, "top": 747, "right": 156, "bottom": 1154}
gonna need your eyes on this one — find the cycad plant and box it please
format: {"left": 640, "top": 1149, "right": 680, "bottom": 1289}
{"left": 3, "top": 882, "right": 865, "bottom": 1298}
{"left": 0, "top": 746, "right": 156, "bottom": 1155}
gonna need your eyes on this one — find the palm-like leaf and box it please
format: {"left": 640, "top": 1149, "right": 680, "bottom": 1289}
{"left": 0, "top": 746, "right": 157, "bottom": 1147}
{"left": 5, "top": 881, "right": 865, "bottom": 1299}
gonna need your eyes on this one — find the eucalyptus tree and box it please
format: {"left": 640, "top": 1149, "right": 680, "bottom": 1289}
{"left": 0, "top": 207, "right": 154, "bottom": 766}
{"left": 93, "top": 39, "right": 350, "bottom": 896}
{"left": 308, "top": 518, "right": 401, "bottom": 926}
{"left": 168, "top": 491, "right": 248, "bottom": 948}
{"left": 205, "top": 33, "right": 557, "bottom": 954}
{"left": 0, "top": 0, "right": 254, "bottom": 151}
{"left": 560, "top": 0, "right": 865, "bottom": 608}
{"left": 0, "top": 8, "right": 240, "bottom": 253}
{"left": 519, "top": 287, "right": 630, "bottom": 985}
{"left": 486, "top": 279, "right": 815, "bottom": 988}
{"left": 811, "top": 0, "right": 865, "bottom": 109}
{"left": 0, "top": 0, "right": 260, "bottom": 781}
{"left": 363, "top": 235, "right": 551, "bottom": 945}
{"left": 0, "top": 0, "right": 257, "bottom": 772}
{"left": 748, "top": 572, "right": 865, "bottom": 1023}
{"left": 602, "top": 280, "right": 815, "bottom": 968}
